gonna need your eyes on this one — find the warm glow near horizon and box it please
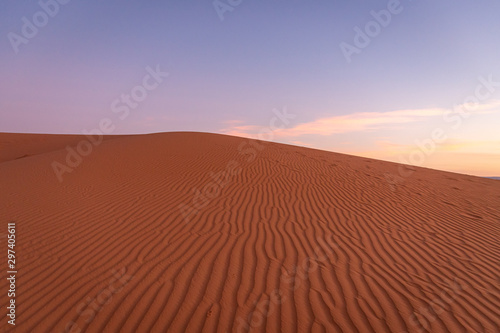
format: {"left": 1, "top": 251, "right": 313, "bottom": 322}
{"left": 220, "top": 101, "right": 500, "bottom": 177}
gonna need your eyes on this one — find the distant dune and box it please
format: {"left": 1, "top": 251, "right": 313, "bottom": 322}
{"left": 1, "top": 132, "right": 499, "bottom": 332}
{"left": 487, "top": 177, "right": 500, "bottom": 180}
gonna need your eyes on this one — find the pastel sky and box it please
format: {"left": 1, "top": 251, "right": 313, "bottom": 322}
{"left": 1, "top": 0, "right": 499, "bottom": 176}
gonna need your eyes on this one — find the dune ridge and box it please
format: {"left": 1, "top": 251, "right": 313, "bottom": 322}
{"left": 1, "top": 132, "right": 499, "bottom": 332}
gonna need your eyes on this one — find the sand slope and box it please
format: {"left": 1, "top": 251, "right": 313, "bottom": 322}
{"left": 0, "top": 132, "right": 499, "bottom": 333}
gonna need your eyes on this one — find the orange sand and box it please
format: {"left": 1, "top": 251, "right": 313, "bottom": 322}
{"left": 0, "top": 132, "right": 499, "bottom": 332}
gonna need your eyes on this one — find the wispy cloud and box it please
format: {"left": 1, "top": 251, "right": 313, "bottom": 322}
{"left": 222, "top": 107, "right": 444, "bottom": 138}
{"left": 275, "top": 108, "right": 447, "bottom": 137}
{"left": 220, "top": 101, "right": 500, "bottom": 140}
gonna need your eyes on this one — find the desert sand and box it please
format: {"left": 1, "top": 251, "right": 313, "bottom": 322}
{"left": 1, "top": 132, "right": 499, "bottom": 333}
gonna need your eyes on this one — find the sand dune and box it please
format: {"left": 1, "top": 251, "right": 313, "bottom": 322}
{"left": 1, "top": 132, "right": 499, "bottom": 333}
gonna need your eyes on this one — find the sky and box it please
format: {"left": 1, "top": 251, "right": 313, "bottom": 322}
{"left": 1, "top": 0, "right": 499, "bottom": 176}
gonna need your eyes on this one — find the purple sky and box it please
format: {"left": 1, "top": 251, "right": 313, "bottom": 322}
{"left": 1, "top": 0, "right": 499, "bottom": 175}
